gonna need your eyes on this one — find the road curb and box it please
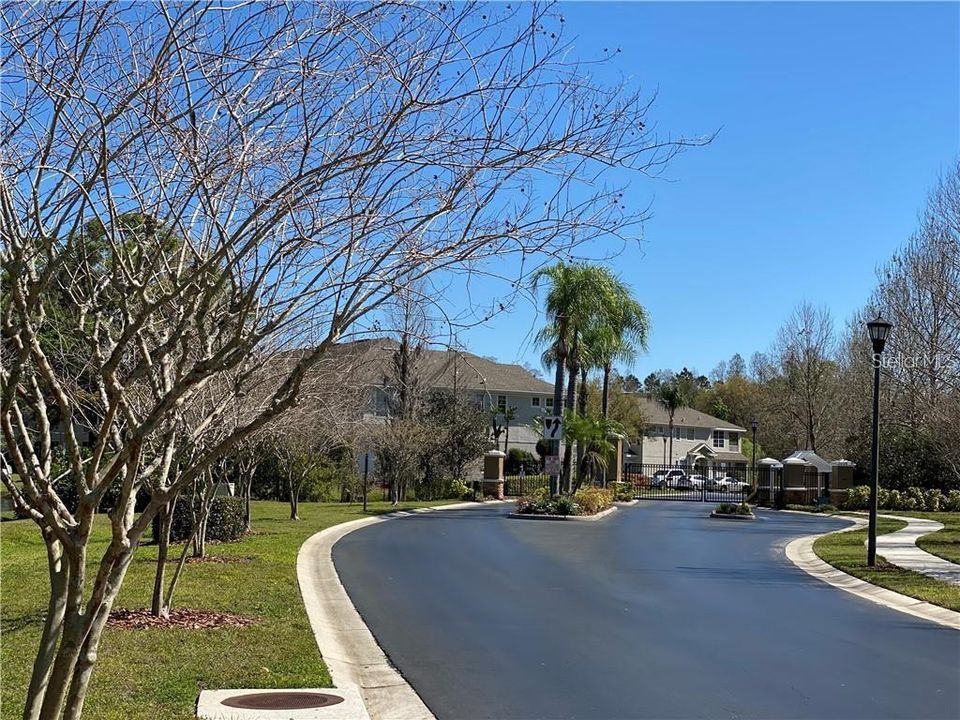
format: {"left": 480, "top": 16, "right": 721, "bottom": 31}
{"left": 296, "top": 500, "right": 508, "bottom": 720}
{"left": 784, "top": 516, "right": 960, "bottom": 631}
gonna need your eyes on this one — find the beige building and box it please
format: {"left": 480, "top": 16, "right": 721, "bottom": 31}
{"left": 626, "top": 394, "right": 749, "bottom": 471}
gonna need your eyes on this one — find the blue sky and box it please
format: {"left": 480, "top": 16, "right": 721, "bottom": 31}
{"left": 451, "top": 1, "right": 959, "bottom": 380}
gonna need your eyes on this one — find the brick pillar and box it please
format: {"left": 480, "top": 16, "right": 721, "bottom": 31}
{"left": 482, "top": 450, "right": 505, "bottom": 500}
{"left": 830, "top": 460, "right": 856, "bottom": 507}
{"left": 781, "top": 458, "right": 808, "bottom": 507}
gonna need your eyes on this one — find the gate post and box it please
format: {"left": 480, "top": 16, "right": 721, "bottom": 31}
{"left": 482, "top": 450, "right": 506, "bottom": 500}
{"left": 606, "top": 433, "right": 624, "bottom": 487}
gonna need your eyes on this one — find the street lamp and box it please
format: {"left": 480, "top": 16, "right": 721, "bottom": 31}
{"left": 866, "top": 315, "right": 893, "bottom": 566}
{"left": 750, "top": 418, "right": 759, "bottom": 486}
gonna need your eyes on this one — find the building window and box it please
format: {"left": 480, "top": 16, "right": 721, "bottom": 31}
{"left": 713, "top": 430, "right": 725, "bottom": 448}
{"left": 687, "top": 427, "right": 695, "bottom": 440}
{"left": 545, "top": 397, "right": 554, "bottom": 409}
{"left": 532, "top": 397, "right": 541, "bottom": 408}
{"left": 656, "top": 426, "right": 663, "bottom": 436}
{"left": 729, "top": 433, "right": 739, "bottom": 450}
{"left": 497, "top": 395, "right": 507, "bottom": 413}
{"left": 674, "top": 427, "right": 681, "bottom": 440}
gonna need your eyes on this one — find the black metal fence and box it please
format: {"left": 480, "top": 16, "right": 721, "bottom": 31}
{"left": 504, "top": 473, "right": 550, "bottom": 497}
{"left": 623, "top": 463, "right": 752, "bottom": 503}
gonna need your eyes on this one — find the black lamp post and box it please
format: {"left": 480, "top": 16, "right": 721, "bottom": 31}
{"left": 866, "top": 315, "right": 893, "bottom": 567}
{"left": 750, "top": 418, "right": 759, "bottom": 485}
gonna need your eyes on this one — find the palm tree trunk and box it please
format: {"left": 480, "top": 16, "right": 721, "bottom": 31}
{"left": 601, "top": 362, "right": 612, "bottom": 418}
{"left": 550, "top": 345, "right": 566, "bottom": 496}
{"left": 562, "top": 363, "right": 578, "bottom": 493}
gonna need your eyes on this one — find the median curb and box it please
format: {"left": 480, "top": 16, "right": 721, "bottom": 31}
{"left": 783, "top": 515, "right": 960, "bottom": 631}
{"left": 296, "top": 500, "right": 509, "bottom": 720}
{"left": 506, "top": 505, "right": 619, "bottom": 522}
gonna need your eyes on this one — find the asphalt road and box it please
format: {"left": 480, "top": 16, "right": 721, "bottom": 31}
{"left": 333, "top": 502, "right": 960, "bottom": 720}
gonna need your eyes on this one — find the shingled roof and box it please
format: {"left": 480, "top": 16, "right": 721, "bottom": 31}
{"left": 321, "top": 338, "right": 554, "bottom": 395}
{"left": 634, "top": 394, "right": 746, "bottom": 432}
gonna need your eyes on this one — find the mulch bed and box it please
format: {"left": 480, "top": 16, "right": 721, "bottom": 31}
{"left": 108, "top": 608, "right": 258, "bottom": 630}
{"left": 166, "top": 555, "right": 255, "bottom": 564}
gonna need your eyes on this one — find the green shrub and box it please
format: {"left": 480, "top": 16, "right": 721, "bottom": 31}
{"left": 163, "top": 495, "right": 246, "bottom": 543}
{"left": 449, "top": 479, "right": 471, "bottom": 500}
{"left": 843, "top": 485, "right": 870, "bottom": 510}
{"left": 506, "top": 448, "right": 539, "bottom": 475}
{"left": 611, "top": 481, "right": 634, "bottom": 501}
{"left": 574, "top": 487, "right": 613, "bottom": 515}
{"left": 877, "top": 488, "right": 890, "bottom": 510}
{"left": 924, "top": 488, "right": 943, "bottom": 512}
{"left": 945, "top": 490, "right": 960, "bottom": 512}
{"left": 886, "top": 490, "right": 902, "bottom": 510}
{"left": 715, "top": 502, "right": 751, "bottom": 516}
{"left": 553, "top": 495, "right": 579, "bottom": 516}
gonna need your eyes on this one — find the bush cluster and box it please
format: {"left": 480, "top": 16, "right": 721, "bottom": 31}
{"left": 574, "top": 487, "right": 614, "bottom": 515}
{"left": 715, "top": 502, "right": 752, "bottom": 516}
{"left": 515, "top": 487, "right": 614, "bottom": 516}
{"left": 610, "top": 481, "right": 635, "bottom": 502}
{"left": 505, "top": 448, "right": 540, "bottom": 475}
{"left": 161, "top": 496, "right": 247, "bottom": 543}
{"left": 516, "top": 488, "right": 574, "bottom": 516}
{"left": 843, "top": 485, "right": 960, "bottom": 512}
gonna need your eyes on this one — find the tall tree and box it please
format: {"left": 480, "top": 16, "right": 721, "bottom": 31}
{"left": 2, "top": 3, "right": 701, "bottom": 715}
{"left": 654, "top": 376, "right": 688, "bottom": 466}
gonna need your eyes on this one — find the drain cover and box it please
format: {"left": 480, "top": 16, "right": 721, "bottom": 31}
{"left": 221, "top": 691, "right": 345, "bottom": 710}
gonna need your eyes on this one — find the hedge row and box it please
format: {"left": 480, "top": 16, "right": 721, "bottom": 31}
{"left": 843, "top": 485, "right": 960, "bottom": 512}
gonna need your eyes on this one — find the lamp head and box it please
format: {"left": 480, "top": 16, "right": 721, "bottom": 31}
{"left": 866, "top": 315, "right": 893, "bottom": 354}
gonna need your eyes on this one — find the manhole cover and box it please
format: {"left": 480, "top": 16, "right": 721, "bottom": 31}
{"left": 221, "top": 692, "right": 345, "bottom": 710}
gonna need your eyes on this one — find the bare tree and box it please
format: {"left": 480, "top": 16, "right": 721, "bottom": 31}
{"left": 0, "top": 3, "right": 700, "bottom": 717}
{"left": 771, "top": 303, "right": 839, "bottom": 455}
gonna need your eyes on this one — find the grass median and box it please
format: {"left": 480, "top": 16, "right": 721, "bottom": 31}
{"left": 1, "top": 499, "right": 455, "bottom": 720}
{"left": 813, "top": 516, "right": 960, "bottom": 613}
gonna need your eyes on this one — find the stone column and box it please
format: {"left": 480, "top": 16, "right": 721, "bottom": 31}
{"left": 482, "top": 450, "right": 506, "bottom": 500}
{"left": 830, "top": 460, "right": 856, "bottom": 507}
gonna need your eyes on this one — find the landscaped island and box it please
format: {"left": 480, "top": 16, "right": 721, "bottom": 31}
{"left": 513, "top": 487, "right": 615, "bottom": 518}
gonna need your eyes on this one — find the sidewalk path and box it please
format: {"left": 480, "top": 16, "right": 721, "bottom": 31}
{"left": 876, "top": 514, "right": 960, "bottom": 585}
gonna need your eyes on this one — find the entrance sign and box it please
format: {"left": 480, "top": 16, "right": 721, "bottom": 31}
{"left": 543, "top": 415, "right": 564, "bottom": 441}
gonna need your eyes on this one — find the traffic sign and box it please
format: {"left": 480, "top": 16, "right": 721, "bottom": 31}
{"left": 543, "top": 415, "right": 564, "bottom": 440}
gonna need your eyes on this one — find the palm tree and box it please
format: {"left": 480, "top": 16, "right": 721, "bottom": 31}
{"left": 532, "top": 263, "right": 619, "bottom": 493}
{"left": 654, "top": 378, "right": 688, "bottom": 467}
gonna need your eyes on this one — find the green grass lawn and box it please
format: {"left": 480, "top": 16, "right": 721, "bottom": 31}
{"left": 1, "top": 499, "right": 453, "bottom": 720}
{"left": 813, "top": 516, "right": 960, "bottom": 612}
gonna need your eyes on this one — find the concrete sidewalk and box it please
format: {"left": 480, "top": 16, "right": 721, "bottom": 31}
{"left": 876, "top": 514, "right": 960, "bottom": 585}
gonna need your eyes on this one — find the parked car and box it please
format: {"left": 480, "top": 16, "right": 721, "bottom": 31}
{"left": 652, "top": 469, "right": 687, "bottom": 488}
{"left": 708, "top": 475, "right": 750, "bottom": 493}
{"left": 686, "top": 474, "right": 706, "bottom": 489}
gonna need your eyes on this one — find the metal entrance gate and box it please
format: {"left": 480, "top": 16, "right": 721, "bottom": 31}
{"left": 624, "top": 463, "right": 752, "bottom": 504}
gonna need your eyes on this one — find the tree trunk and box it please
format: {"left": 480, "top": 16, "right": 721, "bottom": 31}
{"left": 504, "top": 424, "right": 510, "bottom": 456}
{"left": 289, "top": 482, "right": 300, "bottom": 520}
{"left": 562, "top": 363, "right": 577, "bottom": 493}
{"left": 668, "top": 416, "right": 674, "bottom": 466}
{"left": 576, "top": 366, "right": 588, "bottom": 486}
{"left": 243, "top": 477, "right": 252, "bottom": 533}
{"left": 23, "top": 531, "right": 68, "bottom": 720}
{"left": 601, "top": 362, "right": 612, "bottom": 419}
{"left": 151, "top": 501, "right": 173, "bottom": 616}
{"left": 550, "top": 344, "right": 566, "bottom": 496}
